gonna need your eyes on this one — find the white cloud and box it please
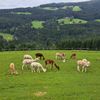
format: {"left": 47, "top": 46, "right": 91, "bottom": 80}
{"left": 0, "top": 0, "right": 91, "bottom": 9}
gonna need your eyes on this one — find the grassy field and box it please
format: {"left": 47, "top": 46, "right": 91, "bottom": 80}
{"left": 0, "top": 50, "right": 100, "bottom": 100}
{"left": 58, "top": 18, "right": 87, "bottom": 25}
{"left": 31, "top": 21, "right": 44, "bottom": 29}
{"left": 40, "top": 6, "right": 81, "bottom": 12}
{"left": 40, "top": 7, "right": 58, "bottom": 11}
{"left": 0, "top": 32, "right": 13, "bottom": 41}
{"left": 11, "top": 12, "right": 32, "bottom": 15}
{"left": 95, "top": 19, "right": 100, "bottom": 22}
{"left": 72, "top": 6, "right": 82, "bottom": 12}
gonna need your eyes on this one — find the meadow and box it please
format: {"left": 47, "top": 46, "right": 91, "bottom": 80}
{"left": 0, "top": 33, "right": 13, "bottom": 41}
{"left": 58, "top": 18, "right": 87, "bottom": 25}
{"left": 31, "top": 21, "right": 44, "bottom": 29}
{"left": 0, "top": 50, "right": 100, "bottom": 100}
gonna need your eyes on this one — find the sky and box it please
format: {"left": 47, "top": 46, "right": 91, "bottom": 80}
{"left": 0, "top": 0, "right": 91, "bottom": 9}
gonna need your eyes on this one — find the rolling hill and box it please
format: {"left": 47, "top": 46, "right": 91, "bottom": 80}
{"left": 0, "top": 0, "right": 100, "bottom": 50}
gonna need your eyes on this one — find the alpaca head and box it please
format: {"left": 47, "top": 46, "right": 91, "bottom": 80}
{"left": 43, "top": 68, "right": 47, "bottom": 72}
{"left": 63, "top": 59, "right": 66, "bottom": 62}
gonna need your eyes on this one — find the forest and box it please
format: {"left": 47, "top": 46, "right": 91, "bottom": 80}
{"left": 0, "top": 0, "right": 100, "bottom": 50}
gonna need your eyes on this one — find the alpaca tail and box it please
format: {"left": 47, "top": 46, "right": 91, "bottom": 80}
{"left": 54, "top": 63, "right": 60, "bottom": 70}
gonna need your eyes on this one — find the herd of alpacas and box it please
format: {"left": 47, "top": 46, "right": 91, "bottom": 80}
{"left": 9, "top": 52, "right": 91, "bottom": 75}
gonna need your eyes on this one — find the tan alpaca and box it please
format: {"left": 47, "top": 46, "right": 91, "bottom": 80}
{"left": 9, "top": 63, "right": 18, "bottom": 75}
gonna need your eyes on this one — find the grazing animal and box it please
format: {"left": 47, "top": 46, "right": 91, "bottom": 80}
{"left": 70, "top": 53, "right": 77, "bottom": 59}
{"left": 56, "top": 52, "right": 66, "bottom": 61}
{"left": 35, "top": 53, "right": 45, "bottom": 60}
{"left": 23, "top": 54, "right": 33, "bottom": 59}
{"left": 77, "top": 59, "right": 90, "bottom": 72}
{"left": 9, "top": 63, "right": 18, "bottom": 75}
{"left": 30, "top": 62, "right": 46, "bottom": 73}
{"left": 22, "top": 58, "right": 40, "bottom": 70}
{"left": 45, "top": 59, "right": 60, "bottom": 70}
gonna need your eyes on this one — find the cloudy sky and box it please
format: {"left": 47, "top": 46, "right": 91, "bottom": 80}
{"left": 0, "top": 0, "right": 91, "bottom": 9}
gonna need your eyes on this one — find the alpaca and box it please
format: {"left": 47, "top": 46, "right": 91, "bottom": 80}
{"left": 56, "top": 52, "right": 66, "bottom": 62}
{"left": 45, "top": 59, "right": 60, "bottom": 70}
{"left": 23, "top": 54, "right": 33, "bottom": 59}
{"left": 9, "top": 63, "right": 18, "bottom": 75}
{"left": 70, "top": 53, "right": 77, "bottom": 59}
{"left": 35, "top": 53, "right": 45, "bottom": 60}
{"left": 30, "top": 62, "right": 46, "bottom": 73}
{"left": 77, "top": 59, "right": 90, "bottom": 72}
{"left": 22, "top": 57, "right": 40, "bottom": 70}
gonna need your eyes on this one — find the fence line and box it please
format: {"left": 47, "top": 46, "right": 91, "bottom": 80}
{"left": 1, "top": 48, "right": 98, "bottom": 51}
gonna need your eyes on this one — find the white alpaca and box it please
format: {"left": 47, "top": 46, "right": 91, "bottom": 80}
{"left": 30, "top": 62, "right": 46, "bottom": 73}
{"left": 77, "top": 59, "right": 90, "bottom": 72}
{"left": 22, "top": 58, "right": 40, "bottom": 70}
{"left": 56, "top": 52, "right": 66, "bottom": 62}
{"left": 23, "top": 54, "right": 33, "bottom": 59}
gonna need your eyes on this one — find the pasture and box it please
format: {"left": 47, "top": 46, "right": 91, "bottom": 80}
{"left": 11, "top": 12, "right": 32, "bottom": 15}
{"left": 0, "top": 50, "right": 100, "bottom": 100}
{"left": 31, "top": 21, "right": 44, "bottom": 29}
{"left": 72, "top": 6, "right": 82, "bottom": 12}
{"left": 41, "top": 7, "right": 58, "bottom": 11}
{"left": 58, "top": 18, "right": 87, "bottom": 25}
{"left": 0, "top": 32, "right": 13, "bottom": 41}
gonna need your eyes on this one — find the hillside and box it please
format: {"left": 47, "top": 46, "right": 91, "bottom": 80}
{"left": 0, "top": 0, "right": 100, "bottom": 50}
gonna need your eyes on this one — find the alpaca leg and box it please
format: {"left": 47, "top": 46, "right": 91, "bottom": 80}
{"left": 30, "top": 66, "right": 33, "bottom": 73}
{"left": 30, "top": 66, "right": 35, "bottom": 72}
{"left": 51, "top": 64, "right": 53, "bottom": 70}
{"left": 22, "top": 64, "right": 24, "bottom": 70}
{"left": 85, "top": 67, "right": 87, "bottom": 72}
{"left": 37, "top": 67, "right": 40, "bottom": 73}
{"left": 77, "top": 66, "right": 80, "bottom": 72}
{"left": 33, "top": 67, "right": 36, "bottom": 72}
{"left": 82, "top": 66, "right": 85, "bottom": 72}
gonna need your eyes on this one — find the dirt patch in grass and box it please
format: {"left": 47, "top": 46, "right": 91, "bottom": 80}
{"left": 34, "top": 91, "right": 47, "bottom": 97}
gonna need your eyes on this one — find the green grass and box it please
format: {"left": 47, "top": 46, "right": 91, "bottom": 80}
{"left": 95, "top": 19, "right": 100, "bottom": 22}
{"left": 31, "top": 21, "right": 44, "bottom": 29}
{"left": 61, "top": 6, "right": 73, "bottom": 10}
{"left": 0, "top": 50, "right": 100, "bottom": 100}
{"left": 40, "top": 7, "right": 58, "bottom": 10}
{"left": 58, "top": 17, "right": 87, "bottom": 25}
{"left": 0, "top": 32, "right": 13, "bottom": 41}
{"left": 11, "top": 12, "right": 32, "bottom": 15}
{"left": 40, "top": 6, "right": 81, "bottom": 12}
{"left": 72, "top": 6, "right": 82, "bottom": 12}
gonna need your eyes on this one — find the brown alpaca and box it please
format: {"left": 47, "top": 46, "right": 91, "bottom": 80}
{"left": 70, "top": 53, "right": 77, "bottom": 59}
{"left": 35, "top": 53, "right": 45, "bottom": 60}
{"left": 45, "top": 59, "right": 60, "bottom": 70}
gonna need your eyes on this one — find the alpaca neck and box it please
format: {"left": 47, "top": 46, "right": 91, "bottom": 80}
{"left": 41, "top": 67, "right": 46, "bottom": 72}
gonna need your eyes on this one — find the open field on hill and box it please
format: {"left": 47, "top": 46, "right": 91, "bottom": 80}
{"left": 0, "top": 50, "right": 100, "bottom": 100}
{"left": 11, "top": 12, "right": 32, "bottom": 15}
{"left": 72, "top": 6, "right": 82, "bottom": 12}
{"left": 0, "top": 33, "right": 13, "bottom": 41}
{"left": 31, "top": 21, "right": 44, "bottom": 29}
{"left": 40, "top": 6, "right": 81, "bottom": 11}
{"left": 58, "top": 18, "right": 87, "bottom": 24}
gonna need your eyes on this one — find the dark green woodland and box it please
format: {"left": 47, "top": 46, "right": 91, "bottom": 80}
{"left": 0, "top": 0, "right": 100, "bottom": 50}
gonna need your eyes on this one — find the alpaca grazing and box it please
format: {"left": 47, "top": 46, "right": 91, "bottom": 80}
{"left": 56, "top": 52, "right": 66, "bottom": 62}
{"left": 35, "top": 53, "right": 45, "bottom": 60}
{"left": 23, "top": 54, "right": 33, "bottom": 59}
{"left": 22, "top": 58, "right": 40, "bottom": 70}
{"left": 70, "top": 53, "right": 77, "bottom": 59}
{"left": 30, "top": 62, "right": 46, "bottom": 73}
{"left": 77, "top": 59, "right": 90, "bottom": 72}
{"left": 9, "top": 63, "right": 18, "bottom": 75}
{"left": 45, "top": 59, "right": 60, "bottom": 70}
